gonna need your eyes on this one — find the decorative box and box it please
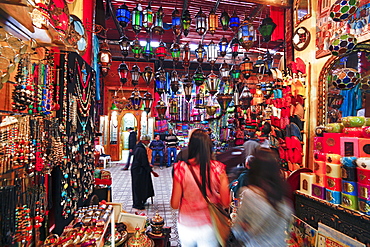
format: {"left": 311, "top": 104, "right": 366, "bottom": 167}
{"left": 342, "top": 180, "right": 357, "bottom": 196}
{"left": 358, "top": 138, "right": 370, "bottom": 158}
{"left": 325, "top": 176, "right": 342, "bottom": 191}
{"left": 314, "top": 151, "right": 326, "bottom": 161}
{"left": 341, "top": 165, "right": 357, "bottom": 181}
{"left": 326, "top": 154, "right": 342, "bottom": 164}
{"left": 314, "top": 137, "right": 325, "bottom": 152}
{"left": 355, "top": 157, "right": 370, "bottom": 170}
{"left": 312, "top": 184, "right": 325, "bottom": 199}
{"left": 357, "top": 167, "right": 370, "bottom": 185}
{"left": 340, "top": 137, "right": 359, "bottom": 157}
{"left": 341, "top": 193, "right": 358, "bottom": 210}
{"left": 314, "top": 173, "right": 325, "bottom": 187}
{"left": 323, "top": 133, "right": 343, "bottom": 155}
{"left": 342, "top": 127, "right": 364, "bottom": 137}
{"left": 313, "top": 161, "right": 326, "bottom": 175}
{"left": 358, "top": 198, "right": 370, "bottom": 215}
{"left": 326, "top": 163, "right": 341, "bottom": 178}
{"left": 341, "top": 156, "right": 357, "bottom": 167}
{"left": 300, "top": 172, "right": 315, "bottom": 195}
{"left": 358, "top": 182, "right": 370, "bottom": 200}
{"left": 326, "top": 189, "right": 341, "bottom": 204}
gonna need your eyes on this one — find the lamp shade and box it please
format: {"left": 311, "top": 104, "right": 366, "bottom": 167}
{"left": 118, "top": 62, "right": 129, "bottom": 84}
{"left": 119, "top": 36, "right": 130, "bottom": 58}
{"left": 206, "top": 70, "right": 221, "bottom": 95}
{"left": 229, "top": 10, "right": 240, "bottom": 32}
{"left": 195, "top": 8, "right": 207, "bottom": 36}
{"left": 220, "top": 10, "right": 230, "bottom": 31}
{"left": 330, "top": 0, "right": 359, "bottom": 22}
{"left": 170, "top": 42, "right": 181, "bottom": 63}
{"left": 195, "top": 42, "right": 206, "bottom": 64}
{"left": 239, "top": 15, "right": 255, "bottom": 51}
{"left": 141, "top": 66, "right": 154, "bottom": 85}
{"left": 143, "top": 4, "right": 153, "bottom": 33}
{"left": 240, "top": 54, "right": 253, "bottom": 79}
{"left": 220, "top": 60, "right": 230, "bottom": 81}
{"left": 332, "top": 68, "right": 360, "bottom": 90}
{"left": 129, "top": 89, "right": 142, "bottom": 110}
{"left": 170, "top": 70, "right": 180, "bottom": 93}
{"left": 155, "top": 41, "right": 167, "bottom": 60}
{"left": 258, "top": 16, "right": 277, "bottom": 42}
{"left": 131, "top": 65, "right": 141, "bottom": 86}
{"left": 208, "top": 9, "right": 218, "bottom": 35}
{"left": 193, "top": 66, "right": 206, "bottom": 86}
{"left": 131, "top": 4, "right": 143, "bottom": 34}
{"left": 155, "top": 67, "right": 166, "bottom": 94}
{"left": 156, "top": 98, "right": 167, "bottom": 119}
{"left": 172, "top": 8, "right": 182, "bottom": 36}
{"left": 207, "top": 40, "right": 218, "bottom": 65}
{"left": 152, "top": 6, "right": 164, "bottom": 35}
{"left": 183, "top": 74, "right": 193, "bottom": 102}
{"left": 329, "top": 33, "right": 357, "bottom": 56}
{"left": 182, "top": 42, "right": 190, "bottom": 68}
{"left": 131, "top": 38, "right": 142, "bottom": 60}
{"left": 143, "top": 38, "right": 153, "bottom": 60}
{"left": 181, "top": 9, "right": 192, "bottom": 37}
{"left": 143, "top": 91, "right": 153, "bottom": 113}
{"left": 116, "top": 3, "right": 130, "bottom": 28}
{"left": 219, "top": 36, "right": 229, "bottom": 57}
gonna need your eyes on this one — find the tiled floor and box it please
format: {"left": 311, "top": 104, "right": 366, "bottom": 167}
{"left": 106, "top": 151, "right": 180, "bottom": 247}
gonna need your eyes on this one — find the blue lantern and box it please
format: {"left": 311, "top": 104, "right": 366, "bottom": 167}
{"left": 229, "top": 11, "right": 240, "bottom": 32}
{"left": 116, "top": 3, "right": 131, "bottom": 28}
{"left": 219, "top": 36, "right": 229, "bottom": 57}
{"left": 172, "top": 8, "right": 182, "bottom": 36}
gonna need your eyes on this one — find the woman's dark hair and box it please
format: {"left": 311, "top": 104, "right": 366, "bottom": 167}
{"left": 247, "top": 147, "right": 288, "bottom": 208}
{"left": 188, "top": 129, "right": 213, "bottom": 196}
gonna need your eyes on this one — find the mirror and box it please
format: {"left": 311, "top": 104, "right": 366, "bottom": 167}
{"left": 317, "top": 43, "right": 370, "bottom": 126}
{"left": 294, "top": 0, "right": 311, "bottom": 27}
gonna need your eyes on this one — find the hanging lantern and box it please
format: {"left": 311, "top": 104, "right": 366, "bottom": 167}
{"left": 220, "top": 10, "right": 230, "bottom": 31}
{"left": 170, "top": 42, "right": 181, "bottom": 63}
{"left": 332, "top": 68, "right": 360, "bottom": 90}
{"left": 169, "top": 98, "right": 179, "bottom": 115}
{"left": 230, "top": 64, "right": 241, "bottom": 82}
{"left": 263, "top": 50, "right": 274, "bottom": 71}
{"left": 233, "top": 86, "right": 240, "bottom": 106}
{"left": 170, "top": 70, "right": 180, "bottom": 93}
{"left": 155, "top": 41, "right": 167, "bottom": 60}
{"left": 156, "top": 98, "right": 167, "bottom": 119}
{"left": 330, "top": 0, "right": 359, "bottom": 22}
{"left": 206, "top": 70, "right": 221, "bottom": 96}
{"left": 195, "top": 89, "right": 205, "bottom": 109}
{"left": 118, "top": 62, "right": 129, "bottom": 84}
{"left": 206, "top": 96, "right": 218, "bottom": 116}
{"left": 195, "top": 42, "right": 206, "bottom": 64}
{"left": 183, "top": 74, "right": 193, "bottom": 102}
{"left": 142, "top": 38, "right": 153, "bottom": 60}
{"left": 193, "top": 66, "right": 206, "bottom": 86}
{"left": 230, "top": 37, "right": 240, "bottom": 58}
{"left": 219, "top": 36, "right": 229, "bottom": 57}
{"left": 152, "top": 6, "right": 165, "bottom": 35}
{"left": 220, "top": 60, "right": 230, "bottom": 81}
{"left": 130, "top": 65, "right": 141, "bottom": 86}
{"left": 111, "top": 102, "right": 119, "bottom": 110}
{"left": 119, "top": 36, "right": 130, "bottom": 58}
{"left": 258, "top": 16, "right": 277, "bottom": 42}
{"left": 239, "top": 86, "right": 253, "bottom": 109}
{"left": 172, "top": 8, "right": 182, "bottom": 36}
{"left": 129, "top": 89, "right": 142, "bottom": 110}
{"left": 229, "top": 10, "right": 240, "bottom": 32}
{"left": 131, "top": 4, "right": 143, "bottom": 34}
{"left": 181, "top": 9, "right": 192, "bottom": 37}
{"left": 98, "top": 40, "right": 112, "bottom": 77}
{"left": 182, "top": 42, "right": 190, "bottom": 68}
{"left": 155, "top": 67, "right": 166, "bottom": 94}
{"left": 240, "top": 53, "right": 253, "bottom": 79}
{"left": 143, "top": 3, "right": 154, "bottom": 33}
{"left": 253, "top": 55, "right": 266, "bottom": 74}
{"left": 195, "top": 8, "right": 207, "bottom": 36}
{"left": 141, "top": 66, "right": 154, "bottom": 85}
{"left": 143, "top": 91, "right": 153, "bottom": 113}
{"left": 116, "top": 3, "right": 131, "bottom": 28}
{"left": 208, "top": 9, "right": 218, "bottom": 35}
{"left": 217, "top": 93, "right": 233, "bottom": 114}
{"left": 239, "top": 15, "right": 255, "bottom": 51}
{"left": 329, "top": 33, "right": 357, "bottom": 56}
{"left": 207, "top": 40, "right": 218, "bottom": 65}
{"left": 131, "top": 38, "right": 142, "bottom": 60}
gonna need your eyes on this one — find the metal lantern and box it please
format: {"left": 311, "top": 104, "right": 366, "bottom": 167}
{"left": 116, "top": 3, "right": 131, "bottom": 28}
{"left": 239, "top": 86, "right": 253, "bottom": 109}
{"left": 220, "top": 60, "right": 230, "bottom": 81}
{"left": 141, "top": 66, "right": 154, "bottom": 85}
{"left": 181, "top": 9, "right": 192, "bottom": 37}
{"left": 170, "top": 42, "right": 181, "bottom": 63}
{"left": 258, "top": 16, "right": 277, "bottom": 42}
{"left": 143, "top": 91, "right": 153, "bottom": 113}
{"left": 208, "top": 9, "right": 218, "bottom": 35}
{"left": 263, "top": 50, "right": 274, "bottom": 70}
{"left": 129, "top": 89, "right": 142, "bottom": 110}
{"left": 143, "top": 38, "right": 153, "bottom": 60}
{"left": 206, "top": 70, "right": 221, "bottom": 96}
{"left": 219, "top": 36, "right": 229, "bottom": 57}
{"left": 193, "top": 66, "right": 206, "bottom": 87}
{"left": 195, "top": 89, "right": 205, "bottom": 109}
{"left": 170, "top": 70, "right": 180, "bottom": 93}
{"left": 329, "top": 33, "right": 357, "bottom": 56}
{"left": 217, "top": 93, "right": 233, "bottom": 114}
{"left": 130, "top": 65, "right": 141, "bottom": 86}
{"left": 229, "top": 10, "right": 240, "bottom": 32}
{"left": 230, "top": 64, "right": 241, "bottom": 82}
{"left": 156, "top": 98, "right": 167, "bottom": 119}
{"left": 207, "top": 40, "right": 218, "bottom": 65}
{"left": 220, "top": 10, "right": 230, "bottom": 31}
{"left": 239, "top": 15, "right": 255, "bottom": 51}
{"left": 182, "top": 42, "right": 190, "bottom": 68}
{"left": 169, "top": 98, "right": 179, "bottom": 115}
{"left": 206, "top": 97, "right": 218, "bottom": 116}
{"left": 118, "top": 62, "right": 129, "bottom": 84}
{"left": 155, "top": 67, "right": 166, "bottom": 94}
{"left": 240, "top": 54, "right": 253, "bottom": 79}
{"left": 155, "top": 41, "right": 167, "bottom": 60}
{"left": 131, "top": 38, "right": 142, "bottom": 60}
{"left": 119, "top": 36, "right": 130, "bottom": 58}
{"left": 152, "top": 6, "right": 164, "bottom": 35}
{"left": 195, "top": 42, "right": 206, "bottom": 64}
{"left": 253, "top": 55, "right": 266, "bottom": 74}
{"left": 143, "top": 4, "right": 153, "bottom": 33}
{"left": 131, "top": 4, "right": 143, "bottom": 34}
{"left": 195, "top": 8, "right": 207, "bottom": 36}
{"left": 332, "top": 68, "right": 360, "bottom": 90}
{"left": 330, "top": 0, "right": 359, "bottom": 22}
{"left": 172, "top": 8, "right": 182, "bottom": 36}
{"left": 183, "top": 74, "right": 193, "bottom": 102}
{"left": 230, "top": 37, "right": 240, "bottom": 58}
{"left": 98, "top": 40, "right": 112, "bottom": 77}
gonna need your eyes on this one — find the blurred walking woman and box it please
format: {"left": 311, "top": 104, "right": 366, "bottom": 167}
{"left": 171, "top": 129, "right": 230, "bottom": 247}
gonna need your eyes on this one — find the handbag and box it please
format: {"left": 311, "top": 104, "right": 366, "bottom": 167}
{"left": 188, "top": 164, "right": 231, "bottom": 247}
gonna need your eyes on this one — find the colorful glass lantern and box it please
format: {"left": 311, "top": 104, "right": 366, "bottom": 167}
{"left": 258, "top": 16, "right": 277, "bottom": 42}
{"left": 141, "top": 66, "right": 154, "bottom": 85}
{"left": 195, "top": 8, "right": 207, "bottom": 36}
{"left": 207, "top": 40, "right": 218, "bottom": 65}
{"left": 169, "top": 98, "right": 179, "bottom": 115}
{"left": 111, "top": 102, "right": 119, "bottom": 110}
{"left": 332, "top": 68, "right": 360, "bottom": 90}
{"left": 143, "top": 91, "right": 153, "bottom": 113}
{"left": 263, "top": 50, "right": 274, "bottom": 70}
{"left": 220, "top": 10, "right": 230, "bottom": 31}
{"left": 156, "top": 98, "right": 167, "bottom": 119}
{"left": 229, "top": 11, "right": 240, "bottom": 32}
{"left": 329, "top": 33, "right": 357, "bottom": 56}
{"left": 359, "top": 75, "right": 370, "bottom": 91}
{"left": 206, "top": 70, "right": 221, "bottom": 96}
{"left": 233, "top": 86, "right": 240, "bottom": 106}
{"left": 208, "top": 9, "right": 218, "bottom": 35}
{"left": 170, "top": 42, "right": 181, "bottom": 63}
{"left": 143, "top": 38, "right": 153, "bottom": 60}
{"left": 206, "top": 98, "right": 218, "bottom": 116}
{"left": 195, "top": 89, "right": 205, "bottom": 109}
{"left": 118, "top": 62, "right": 129, "bottom": 84}
{"left": 98, "top": 40, "right": 112, "bottom": 77}
{"left": 239, "top": 86, "right": 253, "bottom": 109}
{"left": 131, "top": 4, "right": 143, "bottom": 34}
{"left": 182, "top": 9, "right": 192, "bottom": 37}
{"left": 152, "top": 6, "right": 164, "bottom": 35}
{"left": 182, "top": 42, "right": 190, "bottom": 68}
{"left": 155, "top": 41, "right": 167, "bottom": 60}
{"left": 195, "top": 42, "right": 206, "bottom": 64}
{"left": 219, "top": 36, "right": 229, "bottom": 57}
{"left": 193, "top": 66, "right": 206, "bottom": 86}
{"left": 230, "top": 37, "right": 240, "bottom": 58}
{"left": 119, "top": 36, "right": 130, "bottom": 58}
{"left": 131, "top": 38, "right": 142, "bottom": 60}
{"left": 129, "top": 89, "right": 142, "bottom": 110}
{"left": 239, "top": 15, "right": 255, "bottom": 51}
{"left": 155, "top": 67, "right": 166, "bottom": 94}
{"left": 240, "top": 54, "right": 253, "bottom": 79}
{"left": 130, "top": 65, "right": 141, "bottom": 86}
{"left": 183, "top": 74, "right": 194, "bottom": 102}
{"left": 330, "top": 0, "right": 359, "bottom": 22}
{"left": 170, "top": 70, "right": 180, "bottom": 93}
{"left": 253, "top": 55, "right": 266, "bottom": 74}
{"left": 220, "top": 60, "right": 230, "bottom": 81}
{"left": 217, "top": 93, "right": 233, "bottom": 114}
{"left": 230, "top": 64, "right": 241, "bottom": 82}
{"left": 172, "top": 8, "right": 182, "bottom": 36}
{"left": 116, "top": 3, "right": 131, "bottom": 28}
{"left": 143, "top": 4, "right": 154, "bottom": 33}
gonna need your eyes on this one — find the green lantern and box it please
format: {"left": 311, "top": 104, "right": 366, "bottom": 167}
{"left": 182, "top": 9, "right": 192, "bottom": 37}
{"left": 131, "top": 4, "right": 143, "bottom": 34}
{"left": 258, "top": 16, "right": 277, "bottom": 42}
{"left": 220, "top": 10, "right": 230, "bottom": 31}
{"left": 170, "top": 42, "right": 181, "bottom": 63}
{"left": 142, "top": 38, "right": 153, "bottom": 60}
{"left": 193, "top": 66, "right": 206, "bottom": 86}
{"left": 152, "top": 6, "right": 164, "bottom": 35}
{"left": 131, "top": 38, "right": 142, "bottom": 60}
{"left": 143, "top": 3, "right": 153, "bottom": 33}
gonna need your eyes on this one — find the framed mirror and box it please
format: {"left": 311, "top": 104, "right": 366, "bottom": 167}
{"left": 294, "top": 0, "right": 311, "bottom": 27}
{"left": 293, "top": 27, "right": 311, "bottom": 51}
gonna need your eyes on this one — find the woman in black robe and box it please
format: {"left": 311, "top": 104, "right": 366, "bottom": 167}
{"left": 131, "top": 135, "right": 159, "bottom": 210}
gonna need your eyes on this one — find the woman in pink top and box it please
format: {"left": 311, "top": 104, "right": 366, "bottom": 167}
{"left": 171, "top": 129, "right": 230, "bottom": 247}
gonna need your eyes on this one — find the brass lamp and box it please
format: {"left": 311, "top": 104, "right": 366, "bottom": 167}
{"left": 141, "top": 66, "right": 154, "bottom": 86}
{"left": 155, "top": 41, "right": 167, "bottom": 60}
{"left": 182, "top": 42, "right": 190, "bottom": 68}
{"left": 170, "top": 70, "right": 180, "bottom": 93}
{"left": 220, "top": 10, "right": 230, "bottom": 31}
{"left": 143, "top": 91, "right": 153, "bottom": 113}
{"left": 170, "top": 42, "right": 181, "bottom": 63}
{"left": 217, "top": 93, "right": 233, "bottom": 114}
{"left": 258, "top": 16, "right": 277, "bottom": 42}
{"left": 195, "top": 8, "right": 207, "bottom": 36}
{"left": 239, "top": 15, "right": 255, "bottom": 51}
{"left": 152, "top": 6, "right": 165, "bottom": 35}
{"left": 131, "top": 4, "right": 143, "bottom": 34}
{"left": 131, "top": 38, "right": 142, "bottom": 60}
{"left": 195, "top": 42, "right": 206, "bottom": 64}
{"left": 119, "top": 36, "right": 130, "bottom": 58}
{"left": 240, "top": 54, "right": 254, "bottom": 79}
{"left": 229, "top": 10, "right": 240, "bottom": 32}
{"left": 98, "top": 40, "right": 112, "bottom": 77}
{"left": 183, "top": 74, "right": 193, "bottom": 102}
{"left": 129, "top": 89, "right": 142, "bottom": 110}
{"left": 206, "top": 70, "right": 221, "bottom": 96}
{"left": 156, "top": 98, "right": 167, "bottom": 119}
{"left": 181, "top": 9, "right": 192, "bottom": 37}
{"left": 169, "top": 98, "right": 179, "bottom": 115}
{"left": 131, "top": 65, "right": 141, "bottom": 86}
{"left": 195, "top": 89, "right": 205, "bottom": 109}
{"left": 208, "top": 9, "right": 218, "bottom": 35}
